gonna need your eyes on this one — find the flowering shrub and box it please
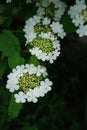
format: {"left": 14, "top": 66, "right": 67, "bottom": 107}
{"left": 0, "top": 0, "right": 87, "bottom": 128}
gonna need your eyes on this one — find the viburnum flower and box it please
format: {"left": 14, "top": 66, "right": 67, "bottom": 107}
{"left": 29, "top": 33, "right": 61, "bottom": 63}
{"left": 6, "top": 64, "right": 53, "bottom": 103}
{"left": 6, "top": 0, "right": 32, "bottom": 3}
{"left": 23, "top": 15, "right": 66, "bottom": 63}
{"left": 23, "top": 16, "right": 66, "bottom": 43}
{"left": 68, "top": 0, "right": 87, "bottom": 37}
{"left": 76, "top": 24, "right": 87, "bottom": 37}
{"left": 26, "top": 0, "right": 32, "bottom": 3}
{"left": 36, "top": 0, "right": 66, "bottom": 21}
{"left": 6, "top": 0, "right": 11, "bottom": 3}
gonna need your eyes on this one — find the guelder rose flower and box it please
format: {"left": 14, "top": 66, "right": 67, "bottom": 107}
{"left": 6, "top": 0, "right": 11, "bottom": 2}
{"left": 36, "top": 0, "right": 66, "bottom": 21}
{"left": 68, "top": 0, "right": 87, "bottom": 37}
{"left": 23, "top": 15, "right": 66, "bottom": 63}
{"left": 6, "top": 0, "right": 32, "bottom": 3}
{"left": 23, "top": 15, "right": 66, "bottom": 43}
{"left": 6, "top": 64, "right": 53, "bottom": 103}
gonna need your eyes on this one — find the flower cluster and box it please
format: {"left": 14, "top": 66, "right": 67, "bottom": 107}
{"left": 23, "top": 16, "right": 66, "bottom": 43}
{"left": 5, "top": 0, "right": 67, "bottom": 104}
{"left": 36, "top": 0, "right": 66, "bottom": 21}
{"left": 23, "top": 16, "right": 66, "bottom": 63}
{"left": 6, "top": 0, "right": 32, "bottom": 3}
{"left": 5, "top": 0, "right": 87, "bottom": 104}
{"left": 6, "top": 64, "right": 53, "bottom": 103}
{"left": 6, "top": 0, "right": 11, "bottom": 3}
{"left": 68, "top": 0, "right": 87, "bottom": 37}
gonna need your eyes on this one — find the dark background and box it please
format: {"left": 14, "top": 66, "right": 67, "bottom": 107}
{"left": 0, "top": 0, "right": 87, "bottom": 130}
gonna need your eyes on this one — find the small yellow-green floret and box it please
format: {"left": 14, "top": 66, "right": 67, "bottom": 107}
{"left": 34, "top": 23, "right": 52, "bottom": 35}
{"left": 81, "top": 9, "right": 87, "bottom": 23}
{"left": 31, "top": 37, "right": 54, "bottom": 53}
{"left": 18, "top": 73, "right": 42, "bottom": 93}
{"left": 45, "top": 3, "right": 55, "bottom": 18}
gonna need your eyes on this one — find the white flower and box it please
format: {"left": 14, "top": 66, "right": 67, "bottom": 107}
{"left": 53, "top": 40, "right": 60, "bottom": 49}
{"left": 29, "top": 47, "right": 42, "bottom": 57}
{"left": 29, "top": 36, "right": 61, "bottom": 63}
{"left": 6, "top": 64, "right": 52, "bottom": 103}
{"left": 23, "top": 15, "right": 66, "bottom": 44}
{"left": 6, "top": 0, "right": 11, "bottom": 3}
{"left": 6, "top": 84, "right": 19, "bottom": 92}
{"left": 36, "top": 0, "right": 66, "bottom": 21}
{"left": 68, "top": 0, "right": 86, "bottom": 19}
{"left": 39, "top": 32, "right": 56, "bottom": 41}
{"left": 33, "top": 15, "right": 41, "bottom": 23}
{"left": 23, "top": 16, "right": 41, "bottom": 43}
{"left": 26, "top": 64, "right": 37, "bottom": 74}
{"left": 76, "top": 0, "right": 85, "bottom": 5}
{"left": 76, "top": 25, "right": 87, "bottom": 37}
{"left": 50, "top": 22, "right": 66, "bottom": 38}
{"left": 36, "top": 65, "right": 47, "bottom": 77}
{"left": 6, "top": 0, "right": 32, "bottom": 3}
{"left": 6, "top": 72, "right": 19, "bottom": 92}
{"left": 72, "top": 15, "right": 84, "bottom": 26}
{"left": 40, "top": 78, "right": 53, "bottom": 92}
{"left": 48, "top": 49, "right": 60, "bottom": 64}
{"left": 33, "top": 87, "right": 40, "bottom": 98}
{"left": 68, "top": 0, "right": 87, "bottom": 37}
{"left": 23, "top": 16, "right": 65, "bottom": 63}
{"left": 37, "top": 78, "right": 52, "bottom": 97}
{"left": 14, "top": 91, "right": 26, "bottom": 103}
{"left": 26, "top": 0, "right": 32, "bottom": 3}
{"left": 25, "top": 31, "right": 36, "bottom": 44}
{"left": 42, "top": 17, "right": 51, "bottom": 25}
{"left": 36, "top": 7, "right": 45, "bottom": 17}
{"left": 39, "top": 86, "right": 48, "bottom": 97}
{"left": 23, "top": 15, "right": 62, "bottom": 63}
{"left": 26, "top": 89, "right": 38, "bottom": 103}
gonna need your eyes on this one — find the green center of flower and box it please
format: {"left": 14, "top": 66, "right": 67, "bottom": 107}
{"left": 45, "top": 3, "right": 55, "bottom": 18}
{"left": 81, "top": 9, "right": 87, "bottom": 23}
{"left": 18, "top": 73, "right": 42, "bottom": 93}
{"left": 34, "top": 23, "right": 52, "bottom": 35}
{"left": 31, "top": 37, "right": 54, "bottom": 53}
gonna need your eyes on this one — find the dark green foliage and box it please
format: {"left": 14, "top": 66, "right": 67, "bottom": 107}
{"left": 8, "top": 94, "right": 23, "bottom": 119}
{"left": 0, "top": 58, "right": 7, "bottom": 79}
{"left": 0, "top": 30, "right": 25, "bottom": 69}
{"left": 61, "top": 11, "right": 76, "bottom": 33}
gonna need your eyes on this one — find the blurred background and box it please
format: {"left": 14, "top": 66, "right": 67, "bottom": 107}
{"left": 0, "top": 34, "right": 87, "bottom": 130}
{"left": 0, "top": 0, "right": 87, "bottom": 130}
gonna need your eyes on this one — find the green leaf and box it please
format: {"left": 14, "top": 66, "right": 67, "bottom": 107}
{"left": 0, "top": 59, "right": 7, "bottom": 79}
{"left": 22, "top": 123, "right": 38, "bottom": 130}
{"left": 8, "top": 94, "right": 23, "bottom": 119}
{"left": 2, "top": 16, "right": 12, "bottom": 28}
{"left": 8, "top": 52, "right": 25, "bottom": 69}
{"left": 29, "top": 55, "right": 40, "bottom": 66}
{"left": 0, "top": 30, "right": 25, "bottom": 69}
{"left": 0, "top": 16, "right": 6, "bottom": 24}
{"left": 12, "top": 6, "right": 21, "bottom": 16}
{"left": 61, "top": 11, "right": 76, "bottom": 33}
{"left": 0, "top": 30, "right": 20, "bottom": 58}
